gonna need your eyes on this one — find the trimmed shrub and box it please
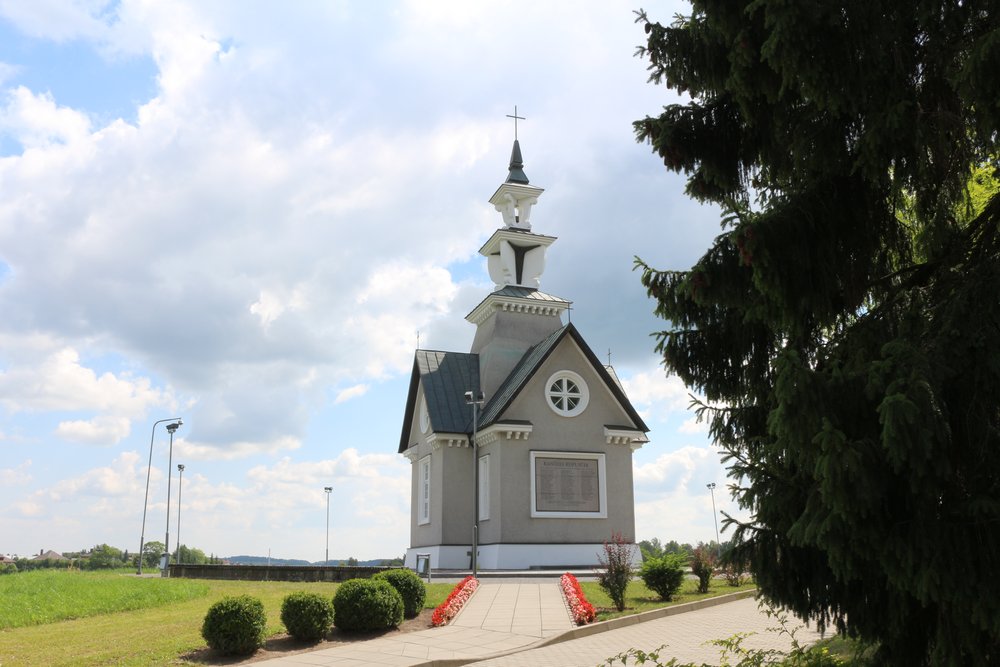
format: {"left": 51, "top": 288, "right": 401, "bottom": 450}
{"left": 598, "top": 532, "right": 636, "bottom": 612}
{"left": 374, "top": 568, "right": 426, "bottom": 618}
{"left": 280, "top": 591, "right": 334, "bottom": 641}
{"left": 690, "top": 545, "right": 716, "bottom": 594}
{"left": 639, "top": 553, "right": 687, "bottom": 601}
{"left": 333, "top": 578, "right": 403, "bottom": 632}
{"left": 721, "top": 564, "right": 749, "bottom": 587}
{"left": 201, "top": 595, "right": 266, "bottom": 656}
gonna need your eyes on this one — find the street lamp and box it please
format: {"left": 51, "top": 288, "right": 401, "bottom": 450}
{"left": 138, "top": 418, "right": 182, "bottom": 574}
{"left": 324, "top": 486, "right": 332, "bottom": 566}
{"left": 176, "top": 464, "right": 185, "bottom": 564}
{"left": 464, "top": 389, "right": 484, "bottom": 578}
{"left": 707, "top": 482, "right": 721, "bottom": 558}
{"left": 163, "top": 421, "right": 181, "bottom": 575}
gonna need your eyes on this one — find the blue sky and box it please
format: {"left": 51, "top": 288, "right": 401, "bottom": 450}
{"left": 0, "top": 0, "right": 742, "bottom": 561}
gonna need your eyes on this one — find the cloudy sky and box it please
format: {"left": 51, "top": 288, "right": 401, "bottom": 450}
{"left": 0, "top": 0, "right": 741, "bottom": 562}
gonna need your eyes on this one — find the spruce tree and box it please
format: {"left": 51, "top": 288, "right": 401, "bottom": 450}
{"left": 634, "top": 3, "right": 1000, "bottom": 664}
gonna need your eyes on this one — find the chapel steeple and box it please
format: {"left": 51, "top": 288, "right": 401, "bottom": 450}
{"left": 467, "top": 130, "right": 572, "bottom": 398}
{"left": 505, "top": 139, "right": 529, "bottom": 185}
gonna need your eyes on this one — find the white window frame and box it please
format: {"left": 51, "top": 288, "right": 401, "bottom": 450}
{"left": 478, "top": 454, "right": 490, "bottom": 521}
{"left": 529, "top": 450, "right": 607, "bottom": 519}
{"left": 545, "top": 370, "right": 590, "bottom": 417}
{"left": 418, "top": 455, "right": 431, "bottom": 525}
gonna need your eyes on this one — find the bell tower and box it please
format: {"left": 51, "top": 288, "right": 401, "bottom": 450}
{"left": 467, "top": 137, "right": 571, "bottom": 398}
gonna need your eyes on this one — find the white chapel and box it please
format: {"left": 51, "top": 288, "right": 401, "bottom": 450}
{"left": 398, "top": 137, "right": 649, "bottom": 570}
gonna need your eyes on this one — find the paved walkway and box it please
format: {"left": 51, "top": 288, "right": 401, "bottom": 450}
{"left": 467, "top": 596, "right": 823, "bottom": 666}
{"left": 254, "top": 583, "right": 822, "bottom": 667}
{"left": 256, "top": 582, "right": 573, "bottom": 666}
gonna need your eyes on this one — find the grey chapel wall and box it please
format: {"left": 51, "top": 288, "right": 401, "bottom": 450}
{"left": 483, "top": 338, "right": 638, "bottom": 545}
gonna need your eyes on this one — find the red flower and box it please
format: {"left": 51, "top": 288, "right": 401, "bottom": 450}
{"left": 560, "top": 572, "right": 596, "bottom": 625}
{"left": 431, "top": 575, "right": 479, "bottom": 626}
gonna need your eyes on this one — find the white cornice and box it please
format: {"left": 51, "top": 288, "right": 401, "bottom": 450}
{"left": 465, "top": 293, "right": 570, "bottom": 326}
{"left": 478, "top": 228, "right": 555, "bottom": 257}
{"left": 604, "top": 427, "right": 649, "bottom": 450}
{"left": 427, "top": 433, "right": 469, "bottom": 450}
{"left": 477, "top": 423, "right": 533, "bottom": 447}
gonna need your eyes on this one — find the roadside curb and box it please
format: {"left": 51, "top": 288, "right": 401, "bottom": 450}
{"left": 416, "top": 588, "right": 757, "bottom": 667}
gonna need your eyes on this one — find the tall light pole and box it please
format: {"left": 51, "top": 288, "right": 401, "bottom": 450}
{"left": 163, "top": 421, "right": 181, "bottom": 575}
{"left": 138, "top": 418, "right": 182, "bottom": 574}
{"left": 176, "top": 464, "right": 185, "bottom": 564}
{"left": 324, "top": 486, "right": 332, "bottom": 566}
{"left": 465, "top": 389, "right": 484, "bottom": 578}
{"left": 707, "top": 482, "right": 721, "bottom": 558}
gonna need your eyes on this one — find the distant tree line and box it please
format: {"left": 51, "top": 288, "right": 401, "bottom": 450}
{"left": 1, "top": 542, "right": 221, "bottom": 574}
{"left": 637, "top": 537, "right": 729, "bottom": 562}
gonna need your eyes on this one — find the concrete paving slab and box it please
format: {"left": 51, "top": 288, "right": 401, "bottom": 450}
{"left": 250, "top": 581, "right": 820, "bottom": 667}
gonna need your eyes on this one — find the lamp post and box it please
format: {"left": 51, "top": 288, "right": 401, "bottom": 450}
{"left": 176, "top": 464, "right": 185, "bottom": 564}
{"left": 163, "top": 421, "right": 181, "bottom": 575}
{"left": 707, "top": 482, "right": 721, "bottom": 558}
{"left": 464, "top": 389, "right": 484, "bottom": 578}
{"left": 324, "top": 486, "right": 332, "bottom": 566}
{"left": 138, "top": 418, "right": 182, "bottom": 574}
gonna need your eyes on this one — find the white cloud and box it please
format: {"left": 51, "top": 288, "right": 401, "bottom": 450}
{"left": 0, "top": 62, "right": 20, "bottom": 86}
{"left": 633, "top": 445, "right": 744, "bottom": 545}
{"left": 334, "top": 384, "right": 368, "bottom": 404}
{"left": 634, "top": 445, "right": 719, "bottom": 492}
{"left": 0, "top": 460, "right": 32, "bottom": 486}
{"left": 0, "top": 0, "right": 110, "bottom": 42}
{"left": 0, "top": 345, "right": 171, "bottom": 417}
{"left": 177, "top": 436, "right": 301, "bottom": 462}
{"left": 51, "top": 451, "right": 142, "bottom": 499}
{"left": 0, "top": 86, "right": 92, "bottom": 149}
{"left": 621, "top": 368, "right": 699, "bottom": 419}
{"left": 678, "top": 415, "right": 709, "bottom": 435}
{"left": 55, "top": 415, "right": 131, "bottom": 445}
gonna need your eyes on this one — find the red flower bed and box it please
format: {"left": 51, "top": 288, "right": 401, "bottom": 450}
{"left": 431, "top": 575, "right": 479, "bottom": 626}
{"left": 560, "top": 572, "right": 596, "bottom": 625}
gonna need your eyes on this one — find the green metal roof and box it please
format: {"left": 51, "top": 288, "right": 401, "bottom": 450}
{"left": 398, "top": 350, "right": 479, "bottom": 453}
{"left": 398, "top": 324, "right": 649, "bottom": 453}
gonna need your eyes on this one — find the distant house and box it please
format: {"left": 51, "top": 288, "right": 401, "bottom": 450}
{"left": 32, "top": 549, "right": 67, "bottom": 561}
{"left": 0, "top": 555, "right": 15, "bottom": 564}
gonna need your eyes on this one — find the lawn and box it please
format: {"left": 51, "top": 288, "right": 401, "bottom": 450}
{"left": 0, "top": 570, "right": 209, "bottom": 629}
{"left": 0, "top": 572, "right": 455, "bottom": 667}
{"left": 0, "top": 572, "right": 753, "bottom": 666}
{"left": 579, "top": 577, "right": 757, "bottom": 621}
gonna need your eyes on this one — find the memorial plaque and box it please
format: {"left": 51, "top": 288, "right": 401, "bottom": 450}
{"left": 534, "top": 456, "right": 601, "bottom": 512}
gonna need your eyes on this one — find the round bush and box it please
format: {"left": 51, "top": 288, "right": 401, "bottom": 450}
{"left": 640, "top": 553, "right": 687, "bottom": 601}
{"left": 281, "top": 591, "right": 334, "bottom": 641}
{"left": 201, "top": 595, "right": 266, "bottom": 656}
{"left": 333, "top": 578, "right": 404, "bottom": 632}
{"left": 374, "top": 568, "right": 426, "bottom": 618}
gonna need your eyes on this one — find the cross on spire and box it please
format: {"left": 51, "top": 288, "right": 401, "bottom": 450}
{"left": 506, "top": 105, "right": 525, "bottom": 140}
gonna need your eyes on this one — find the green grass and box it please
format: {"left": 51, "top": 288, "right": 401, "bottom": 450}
{"left": 0, "top": 570, "right": 210, "bottom": 629}
{"left": 0, "top": 572, "right": 455, "bottom": 667}
{"left": 580, "top": 577, "right": 757, "bottom": 621}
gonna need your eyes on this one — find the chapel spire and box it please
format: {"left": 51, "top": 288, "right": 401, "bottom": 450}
{"left": 506, "top": 140, "right": 529, "bottom": 185}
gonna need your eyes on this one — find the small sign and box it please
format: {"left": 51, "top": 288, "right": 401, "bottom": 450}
{"left": 415, "top": 553, "right": 431, "bottom": 582}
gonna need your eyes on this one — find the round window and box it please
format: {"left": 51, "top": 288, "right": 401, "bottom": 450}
{"left": 546, "top": 370, "right": 589, "bottom": 417}
{"left": 419, "top": 397, "right": 431, "bottom": 434}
